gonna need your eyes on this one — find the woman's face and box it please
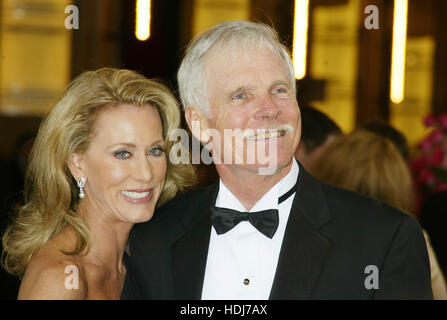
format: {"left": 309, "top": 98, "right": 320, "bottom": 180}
{"left": 73, "top": 104, "right": 167, "bottom": 224}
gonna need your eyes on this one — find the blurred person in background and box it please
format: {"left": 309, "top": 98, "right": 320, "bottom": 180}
{"left": 294, "top": 106, "right": 342, "bottom": 171}
{"left": 311, "top": 129, "right": 447, "bottom": 299}
{"left": 361, "top": 120, "right": 409, "bottom": 159}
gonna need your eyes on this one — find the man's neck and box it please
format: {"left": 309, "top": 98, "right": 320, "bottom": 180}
{"left": 215, "top": 161, "right": 293, "bottom": 211}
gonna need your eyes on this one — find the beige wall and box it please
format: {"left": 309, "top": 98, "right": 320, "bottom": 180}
{"left": 192, "top": 0, "right": 250, "bottom": 37}
{"left": 390, "top": 36, "right": 435, "bottom": 147}
{"left": 0, "top": 0, "right": 72, "bottom": 116}
{"left": 308, "top": 0, "right": 361, "bottom": 134}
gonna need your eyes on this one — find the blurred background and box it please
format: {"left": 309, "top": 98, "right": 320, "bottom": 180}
{"left": 0, "top": 0, "right": 447, "bottom": 299}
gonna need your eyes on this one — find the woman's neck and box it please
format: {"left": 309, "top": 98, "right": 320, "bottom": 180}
{"left": 76, "top": 204, "right": 132, "bottom": 277}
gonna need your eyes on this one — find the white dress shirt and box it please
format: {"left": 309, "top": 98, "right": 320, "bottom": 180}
{"left": 201, "top": 159, "right": 299, "bottom": 300}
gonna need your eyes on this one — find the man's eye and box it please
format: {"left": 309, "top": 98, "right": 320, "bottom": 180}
{"left": 273, "top": 88, "right": 287, "bottom": 94}
{"left": 149, "top": 147, "right": 165, "bottom": 157}
{"left": 233, "top": 93, "right": 246, "bottom": 100}
{"left": 114, "top": 151, "right": 131, "bottom": 160}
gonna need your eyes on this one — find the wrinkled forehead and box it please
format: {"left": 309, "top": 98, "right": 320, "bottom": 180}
{"left": 202, "top": 41, "right": 291, "bottom": 84}
{"left": 205, "top": 38, "right": 285, "bottom": 65}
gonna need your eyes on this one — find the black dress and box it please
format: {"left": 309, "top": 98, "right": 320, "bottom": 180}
{"left": 121, "top": 251, "right": 142, "bottom": 299}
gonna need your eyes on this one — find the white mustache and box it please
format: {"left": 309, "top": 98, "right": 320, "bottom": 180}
{"left": 241, "top": 124, "right": 294, "bottom": 140}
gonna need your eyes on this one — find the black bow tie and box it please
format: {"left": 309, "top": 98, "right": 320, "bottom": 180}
{"left": 210, "top": 180, "right": 298, "bottom": 239}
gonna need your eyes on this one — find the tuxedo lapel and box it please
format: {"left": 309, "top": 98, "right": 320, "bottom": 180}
{"left": 172, "top": 183, "right": 218, "bottom": 299}
{"left": 269, "top": 165, "right": 334, "bottom": 299}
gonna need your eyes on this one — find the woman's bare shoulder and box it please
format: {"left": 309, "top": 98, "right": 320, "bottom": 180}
{"left": 18, "top": 245, "right": 87, "bottom": 300}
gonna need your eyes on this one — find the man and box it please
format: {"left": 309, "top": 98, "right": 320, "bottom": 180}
{"left": 294, "top": 106, "right": 342, "bottom": 171}
{"left": 122, "top": 21, "right": 432, "bottom": 299}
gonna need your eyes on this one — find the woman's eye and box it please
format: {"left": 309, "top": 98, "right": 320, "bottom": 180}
{"left": 149, "top": 147, "right": 165, "bottom": 157}
{"left": 114, "top": 151, "right": 131, "bottom": 160}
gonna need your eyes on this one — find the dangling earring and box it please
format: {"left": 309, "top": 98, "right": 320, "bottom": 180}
{"left": 77, "top": 177, "right": 86, "bottom": 199}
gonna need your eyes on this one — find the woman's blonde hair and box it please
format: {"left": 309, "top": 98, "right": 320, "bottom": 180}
{"left": 311, "top": 129, "right": 414, "bottom": 214}
{"left": 2, "top": 68, "right": 196, "bottom": 277}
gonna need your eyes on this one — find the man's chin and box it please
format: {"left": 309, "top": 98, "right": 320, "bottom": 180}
{"left": 222, "top": 156, "right": 293, "bottom": 176}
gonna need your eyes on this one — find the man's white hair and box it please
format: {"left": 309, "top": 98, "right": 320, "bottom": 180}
{"left": 177, "top": 20, "right": 296, "bottom": 118}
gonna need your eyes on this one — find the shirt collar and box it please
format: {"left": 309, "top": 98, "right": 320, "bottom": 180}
{"left": 216, "top": 159, "right": 299, "bottom": 212}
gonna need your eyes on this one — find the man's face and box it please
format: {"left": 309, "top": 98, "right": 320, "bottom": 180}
{"left": 198, "top": 45, "right": 301, "bottom": 176}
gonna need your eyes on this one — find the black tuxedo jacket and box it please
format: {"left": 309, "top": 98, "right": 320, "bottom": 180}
{"left": 122, "top": 165, "right": 433, "bottom": 299}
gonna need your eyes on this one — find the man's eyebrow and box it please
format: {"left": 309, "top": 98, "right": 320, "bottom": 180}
{"left": 271, "top": 80, "right": 291, "bottom": 88}
{"left": 227, "top": 85, "right": 255, "bottom": 98}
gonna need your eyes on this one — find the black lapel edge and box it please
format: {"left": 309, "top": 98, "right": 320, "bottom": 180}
{"left": 172, "top": 183, "right": 219, "bottom": 299}
{"left": 269, "top": 163, "right": 334, "bottom": 299}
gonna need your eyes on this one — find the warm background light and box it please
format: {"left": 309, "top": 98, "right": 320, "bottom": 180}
{"left": 135, "top": 0, "right": 151, "bottom": 41}
{"left": 292, "top": 0, "right": 309, "bottom": 80}
{"left": 390, "top": 0, "right": 408, "bottom": 103}
{"left": 308, "top": 0, "right": 360, "bottom": 134}
{"left": 192, "top": 0, "right": 249, "bottom": 37}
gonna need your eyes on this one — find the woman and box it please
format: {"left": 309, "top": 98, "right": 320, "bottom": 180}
{"left": 1, "top": 68, "right": 195, "bottom": 299}
{"left": 311, "top": 129, "right": 447, "bottom": 299}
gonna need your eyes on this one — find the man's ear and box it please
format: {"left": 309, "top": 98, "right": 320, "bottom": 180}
{"left": 185, "top": 105, "right": 212, "bottom": 144}
{"left": 294, "top": 142, "right": 307, "bottom": 162}
{"left": 67, "top": 153, "right": 84, "bottom": 181}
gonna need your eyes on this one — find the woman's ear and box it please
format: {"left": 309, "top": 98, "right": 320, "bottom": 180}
{"left": 68, "top": 153, "right": 84, "bottom": 180}
{"left": 185, "top": 105, "right": 211, "bottom": 144}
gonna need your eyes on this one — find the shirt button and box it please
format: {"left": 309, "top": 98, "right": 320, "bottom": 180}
{"left": 243, "top": 278, "right": 250, "bottom": 285}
